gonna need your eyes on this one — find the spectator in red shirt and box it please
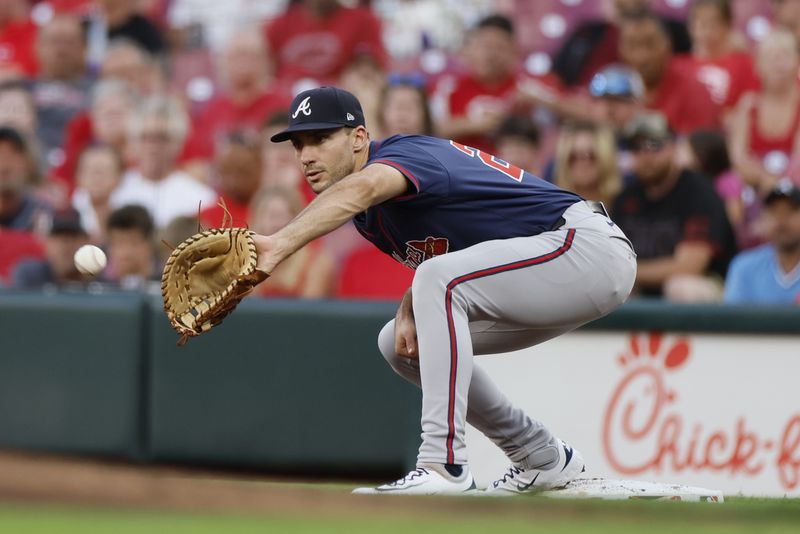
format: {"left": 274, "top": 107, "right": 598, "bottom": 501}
{"left": 674, "top": 0, "right": 758, "bottom": 119}
{"left": 618, "top": 9, "right": 720, "bottom": 134}
{"left": 729, "top": 30, "right": 800, "bottom": 195}
{"left": 432, "top": 14, "right": 531, "bottom": 154}
{"left": 199, "top": 135, "right": 261, "bottom": 229}
{"left": 186, "top": 29, "right": 289, "bottom": 164}
{"left": 552, "top": 0, "right": 691, "bottom": 89}
{"left": 264, "top": 0, "right": 387, "bottom": 88}
{"left": 0, "top": 0, "right": 38, "bottom": 80}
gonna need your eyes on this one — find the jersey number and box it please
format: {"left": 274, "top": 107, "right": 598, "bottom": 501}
{"left": 449, "top": 140, "right": 524, "bottom": 182}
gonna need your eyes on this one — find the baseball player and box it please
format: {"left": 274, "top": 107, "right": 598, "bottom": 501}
{"left": 255, "top": 86, "right": 637, "bottom": 495}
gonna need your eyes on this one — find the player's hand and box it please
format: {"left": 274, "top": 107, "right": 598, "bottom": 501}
{"left": 395, "top": 313, "right": 418, "bottom": 359}
{"left": 395, "top": 289, "right": 418, "bottom": 359}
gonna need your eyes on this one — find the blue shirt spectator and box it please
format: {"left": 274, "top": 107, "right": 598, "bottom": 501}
{"left": 724, "top": 180, "right": 800, "bottom": 305}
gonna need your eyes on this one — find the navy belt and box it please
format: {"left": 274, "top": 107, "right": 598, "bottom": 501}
{"left": 550, "top": 200, "right": 608, "bottom": 231}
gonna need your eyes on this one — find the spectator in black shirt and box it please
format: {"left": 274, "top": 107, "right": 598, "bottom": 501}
{"left": 612, "top": 113, "right": 737, "bottom": 300}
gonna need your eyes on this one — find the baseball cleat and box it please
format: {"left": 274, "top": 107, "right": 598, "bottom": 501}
{"left": 352, "top": 465, "right": 477, "bottom": 495}
{"left": 485, "top": 438, "right": 585, "bottom": 495}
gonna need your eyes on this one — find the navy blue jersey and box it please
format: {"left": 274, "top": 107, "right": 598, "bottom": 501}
{"left": 353, "top": 135, "right": 582, "bottom": 269}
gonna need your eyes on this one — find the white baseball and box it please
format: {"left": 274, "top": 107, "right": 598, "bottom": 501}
{"left": 74, "top": 244, "right": 107, "bottom": 276}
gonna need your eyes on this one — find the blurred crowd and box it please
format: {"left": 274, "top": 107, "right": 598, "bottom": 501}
{"left": 0, "top": 0, "right": 799, "bottom": 304}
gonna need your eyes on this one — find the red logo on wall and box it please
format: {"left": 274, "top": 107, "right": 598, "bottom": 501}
{"left": 602, "top": 332, "right": 800, "bottom": 490}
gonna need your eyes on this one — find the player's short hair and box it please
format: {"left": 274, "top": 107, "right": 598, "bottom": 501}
{"left": 476, "top": 14, "right": 514, "bottom": 36}
{"left": 107, "top": 205, "right": 154, "bottom": 240}
{"left": 496, "top": 116, "right": 541, "bottom": 148}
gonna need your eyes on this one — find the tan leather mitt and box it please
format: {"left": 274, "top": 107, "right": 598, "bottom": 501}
{"left": 161, "top": 227, "right": 268, "bottom": 346}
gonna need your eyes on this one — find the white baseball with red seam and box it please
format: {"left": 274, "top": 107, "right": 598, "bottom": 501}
{"left": 74, "top": 244, "right": 107, "bottom": 276}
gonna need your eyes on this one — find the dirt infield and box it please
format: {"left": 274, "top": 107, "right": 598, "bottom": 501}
{"left": 0, "top": 450, "right": 374, "bottom": 518}
{"left": 0, "top": 450, "right": 560, "bottom": 522}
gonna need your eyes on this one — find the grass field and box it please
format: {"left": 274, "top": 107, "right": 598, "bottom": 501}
{"left": 2, "top": 495, "right": 800, "bottom": 534}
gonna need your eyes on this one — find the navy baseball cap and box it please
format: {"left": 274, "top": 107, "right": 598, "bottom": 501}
{"left": 270, "top": 86, "right": 365, "bottom": 143}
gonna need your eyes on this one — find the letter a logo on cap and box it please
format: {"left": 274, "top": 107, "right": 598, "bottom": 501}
{"left": 292, "top": 96, "right": 312, "bottom": 119}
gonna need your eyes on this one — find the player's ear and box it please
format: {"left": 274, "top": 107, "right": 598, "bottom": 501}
{"left": 352, "top": 125, "right": 370, "bottom": 152}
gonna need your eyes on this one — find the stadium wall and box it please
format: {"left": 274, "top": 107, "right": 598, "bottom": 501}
{"left": 0, "top": 294, "right": 797, "bottom": 494}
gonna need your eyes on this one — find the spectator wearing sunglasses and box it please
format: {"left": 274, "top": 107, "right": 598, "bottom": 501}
{"left": 612, "top": 113, "right": 736, "bottom": 301}
{"left": 553, "top": 121, "right": 621, "bottom": 212}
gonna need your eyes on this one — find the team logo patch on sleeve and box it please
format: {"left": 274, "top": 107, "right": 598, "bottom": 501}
{"left": 403, "top": 237, "right": 450, "bottom": 268}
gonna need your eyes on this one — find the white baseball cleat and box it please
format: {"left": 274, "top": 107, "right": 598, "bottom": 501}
{"left": 352, "top": 465, "right": 477, "bottom": 495}
{"left": 485, "top": 438, "right": 585, "bottom": 495}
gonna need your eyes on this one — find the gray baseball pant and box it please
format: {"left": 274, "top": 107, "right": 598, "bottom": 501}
{"left": 377, "top": 201, "right": 637, "bottom": 467}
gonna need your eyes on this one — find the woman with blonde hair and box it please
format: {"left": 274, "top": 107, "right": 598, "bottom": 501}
{"left": 553, "top": 121, "right": 621, "bottom": 211}
{"left": 249, "top": 185, "right": 335, "bottom": 298}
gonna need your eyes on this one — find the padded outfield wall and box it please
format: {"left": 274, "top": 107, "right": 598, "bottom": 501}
{"left": 0, "top": 292, "right": 797, "bottom": 495}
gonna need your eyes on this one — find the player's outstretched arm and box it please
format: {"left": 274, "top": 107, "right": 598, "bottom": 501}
{"left": 254, "top": 163, "right": 409, "bottom": 274}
